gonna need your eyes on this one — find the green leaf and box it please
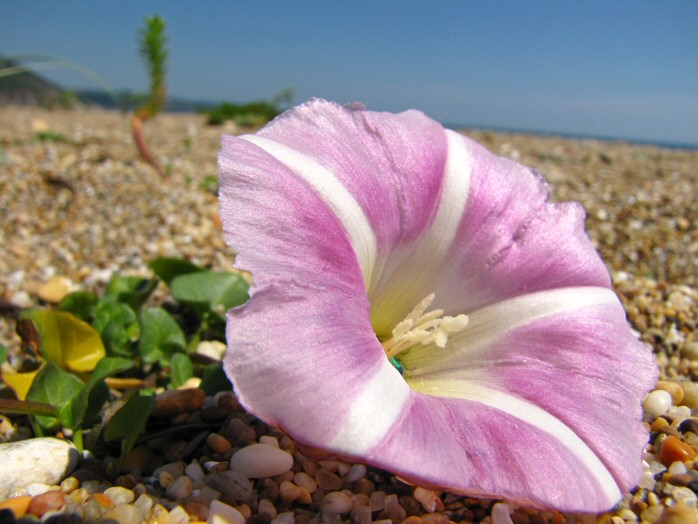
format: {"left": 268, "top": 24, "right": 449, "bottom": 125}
{"left": 139, "top": 307, "right": 186, "bottom": 365}
{"left": 105, "top": 393, "right": 155, "bottom": 461}
{"left": 149, "top": 257, "right": 203, "bottom": 286}
{"left": 200, "top": 364, "right": 232, "bottom": 396}
{"left": 69, "top": 357, "right": 135, "bottom": 428}
{"left": 170, "top": 353, "right": 193, "bottom": 389}
{"left": 19, "top": 310, "right": 105, "bottom": 372}
{"left": 171, "top": 271, "right": 249, "bottom": 317}
{"left": 104, "top": 275, "right": 158, "bottom": 310}
{"left": 26, "top": 362, "right": 84, "bottom": 430}
{"left": 0, "top": 343, "right": 7, "bottom": 364}
{"left": 58, "top": 292, "right": 98, "bottom": 322}
{"left": 92, "top": 301, "right": 138, "bottom": 357}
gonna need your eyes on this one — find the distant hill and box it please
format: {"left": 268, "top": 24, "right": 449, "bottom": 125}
{"left": 0, "top": 57, "right": 218, "bottom": 112}
{"left": 0, "top": 57, "right": 66, "bottom": 107}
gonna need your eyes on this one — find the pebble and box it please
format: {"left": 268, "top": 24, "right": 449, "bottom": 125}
{"left": 207, "top": 432, "right": 232, "bottom": 454}
{"left": 644, "top": 390, "right": 673, "bottom": 418}
{"left": 293, "top": 472, "right": 317, "bottom": 493}
{"left": 197, "top": 340, "right": 228, "bottom": 361}
{"left": 36, "top": 275, "right": 75, "bottom": 302}
{"left": 656, "top": 381, "right": 685, "bottom": 405}
{"left": 320, "top": 491, "right": 353, "bottom": 514}
{"left": 0, "top": 496, "right": 32, "bottom": 519}
{"left": 205, "top": 470, "right": 253, "bottom": 501}
{"left": 659, "top": 435, "right": 696, "bottom": 466}
{"left": 166, "top": 475, "right": 193, "bottom": 500}
{"left": 26, "top": 489, "right": 66, "bottom": 516}
{"left": 491, "top": 503, "right": 515, "bottom": 524}
{"left": 681, "top": 382, "right": 698, "bottom": 408}
{"left": 414, "top": 488, "right": 442, "bottom": 513}
{"left": 229, "top": 443, "right": 293, "bottom": 478}
{"left": 657, "top": 504, "right": 698, "bottom": 524}
{"left": 208, "top": 499, "right": 246, "bottom": 524}
{"left": 280, "top": 480, "right": 302, "bottom": 502}
{"left": 101, "top": 502, "right": 142, "bottom": 523}
{"left": 0, "top": 437, "right": 79, "bottom": 499}
{"left": 152, "top": 388, "right": 206, "bottom": 417}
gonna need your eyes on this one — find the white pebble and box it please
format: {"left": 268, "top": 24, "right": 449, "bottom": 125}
{"left": 169, "top": 506, "right": 190, "bottom": 524}
{"left": 230, "top": 443, "right": 293, "bottom": 478}
{"left": 666, "top": 405, "right": 692, "bottom": 424}
{"left": 643, "top": 390, "right": 673, "bottom": 418}
{"left": 668, "top": 461, "right": 688, "bottom": 475}
{"left": 491, "top": 503, "right": 514, "bottom": 524}
{"left": 104, "top": 486, "right": 135, "bottom": 504}
{"left": 207, "top": 499, "right": 246, "bottom": 524}
{"left": 185, "top": 461, "right": 205, "bottom": 481}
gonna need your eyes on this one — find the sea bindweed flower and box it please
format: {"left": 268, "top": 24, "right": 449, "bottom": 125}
{"left": 218, "top": 98, "right": 657, "bottom": 512}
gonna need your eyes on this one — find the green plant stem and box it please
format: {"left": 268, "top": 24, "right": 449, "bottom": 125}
{"left": 0, "top": 398, "right": 57, "bottom": 417}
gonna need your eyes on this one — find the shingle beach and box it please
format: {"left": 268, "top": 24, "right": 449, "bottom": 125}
{"left": 1, "top": 107, "right": 697, "bottom": 523}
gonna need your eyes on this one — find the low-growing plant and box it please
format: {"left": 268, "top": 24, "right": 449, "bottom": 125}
{"left": 131, "top": 15, "right": 169, "bottom": 176}
{"left": 0, "top": 258, "right": 247, "bottom": 463}
{"left": 203, "top": 87, "right": 294, "bottom": 126}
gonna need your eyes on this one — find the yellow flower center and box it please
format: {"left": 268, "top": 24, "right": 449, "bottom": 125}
{"left": 380, "top": 293, "right": 469, "bottom": 360}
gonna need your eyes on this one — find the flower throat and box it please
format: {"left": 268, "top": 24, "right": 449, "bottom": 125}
{"left": 380, "top": 294, "right": 469, "bottom": 373}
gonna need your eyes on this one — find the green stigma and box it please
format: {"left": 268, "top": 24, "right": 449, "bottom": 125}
{"left": 389, "top": 356, "right": 405, "bottom": 376}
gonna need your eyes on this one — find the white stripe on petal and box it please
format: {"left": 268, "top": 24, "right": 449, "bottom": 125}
{"left": 409, "top": 379, "right": 622, "bottom": 505}
{"left": 328, "top": 357, "right": 411, "bottom": 455}
{"left": 241, "top": 135, "right": 378, "bottom": 285}
{"left": 403, "top": 286, "right": 618, "bottom": 376}
{"left": 369, "top": 131, "right": 472, "bottom": 333}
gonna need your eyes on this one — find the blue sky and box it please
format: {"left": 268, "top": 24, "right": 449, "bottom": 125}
{"left": 2, "top": 1, "right": 697, "bottom": 145}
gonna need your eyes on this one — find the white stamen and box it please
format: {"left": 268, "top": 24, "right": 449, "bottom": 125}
{"left": 381, "top": 294, "right": 469, "bottom": 358}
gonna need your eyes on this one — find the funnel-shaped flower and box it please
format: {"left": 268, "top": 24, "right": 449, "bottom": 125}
{"left": 218, "top": 99, "right": 656, "bottom": 512}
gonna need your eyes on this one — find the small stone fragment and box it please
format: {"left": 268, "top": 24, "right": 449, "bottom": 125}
{"left": 104, "top": 486, "right": 135, "bottom": 505}
{"left": 413, "top": 487, "right": 442, "bottom": 513}
{"left": 321, "top": 491, "right": 353, "bottom": 514}
{"left": 294, "top": 472, "right": 317, "bottom": 493}
{"left": 491, "top": 503, "right": 515, "bottom": 524}
{"left": 259, "top": 498, "right": 278, "bottom": 519}
{"left": 166, "top": 475, "right": 193, "bottom": 500}
{"left": 0, "top": 438, "right": 79, "bottom": 499}
{"left": 271, "top": 511, "right": 295, "bottom": 524}
{"left": 229, "top": 443, "right": 293, "bottom": 478}
{"left": 656, "top": 381, "right": 685, "bottom": 405}
{"left": 316, "top": 469, "right": 343, "bottom": 490}
{"left": 152, "top": 388, "right": 206, "bottom": 417}
{"left": 208, "top": 499, "right": 246, "bottom": 524}
{"left": 0, "top": 496, "right": 32, "bottom": 519}
{"left": 657, "top": 503, "right": 698, "bottom": 523}
{"left": 206, "top": 470, "right": 253, "bottom": 501}
{"left": 101, "top": 503, "right": 142, "bottom": 523}
{"left": 26, "top": 490, "right": 66, "bottom": 517}
{"left": 680, "top": 382, "right": 698, "bottom": 409}
{"left": 169, "top": 505, "right": 191, "bottom": 524}
{"left": 207, "top": 432, "right": 232, "bottom": 454}
{"left": 280, "top": 480, "right": 302, "bottom": 502}
{"left": 37, "top": 276, "right": 75, "bottom": 303}
{"left": 197, "top": 340, "right": 228, "bottom": 361}
{"left": 659, "top": 435, "right": 696, "bottom": 466}
{"left": 644, "top": 390, "right": 673, "bottom": 418}
{"left": 186, "top": 460, "right": 206, "bottom": 481}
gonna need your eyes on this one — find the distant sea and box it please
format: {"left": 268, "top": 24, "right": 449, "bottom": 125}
{"left": 443, "top": 123, "right": 698, "bottom": 151}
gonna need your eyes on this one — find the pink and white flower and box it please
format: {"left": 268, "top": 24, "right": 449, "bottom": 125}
{"left": 218, "top": 98, "right": 656, "bottom": 512}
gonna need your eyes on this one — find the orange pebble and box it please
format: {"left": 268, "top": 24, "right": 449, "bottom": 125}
{"left": 660, "top": 435, "right": 696, "bottom": 466}
{"left": 0, "top": 496, "right": 32, "bottom": 518}
{"left": 92, "top": 493, "right": 116, "bottom": 508}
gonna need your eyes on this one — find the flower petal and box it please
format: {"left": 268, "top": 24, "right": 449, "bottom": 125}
{"left": 399, "top": 286, "right": 656, "bottom": 510}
